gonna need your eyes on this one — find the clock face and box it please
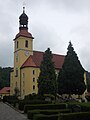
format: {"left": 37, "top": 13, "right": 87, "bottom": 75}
{"left": 25, "top": 51, "right": 29, "bottom": 56}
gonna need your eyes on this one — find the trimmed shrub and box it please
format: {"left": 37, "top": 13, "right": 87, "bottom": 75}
{"left": 58, "top": 111, "right": 90, "bottom": 120}
{"left": 27, "top": 109, "right": 71, "bottom": 119}
{"left": 3, "top": 96, "right": 18, "bottom": 102}
{"left": 24, "top": 103, "right": 67, "bottom": 113}
{"left": 67, "top": 102, "right": 90, "bottom": 112}
{"left": 18, "top": 100, "right": 51, "bottom": 111}
{"left": 33, "top": 114, "right": 59, "bottom": 120}
{"left": 25, "top": 94, "right": 45, "bottom": 100}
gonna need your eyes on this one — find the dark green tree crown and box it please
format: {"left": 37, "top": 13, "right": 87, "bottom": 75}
{"left": 57, "top": 41, "right": 86, "bottom": 95}
{"left": 38, "top": 48, "right": 57, "bottom": 95}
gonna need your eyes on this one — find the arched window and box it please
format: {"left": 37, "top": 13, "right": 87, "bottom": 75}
{"left": 33, "top": 70, "right": 35, "bottom": 75}
{"left": 33, "top": 85, "right": 35, "bottom": 90}
{"left": 16, "top": 68, "right": 18, "bottom": 77}
{"left": 33, "top": 78, "right": 35, "bottom": 82}
{"left": 25, "top": 40, "right": 28, "bottom": 48}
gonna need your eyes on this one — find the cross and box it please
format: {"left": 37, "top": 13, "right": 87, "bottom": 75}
{"left": 23, "top": 1, "right": 26, "bottom": 13}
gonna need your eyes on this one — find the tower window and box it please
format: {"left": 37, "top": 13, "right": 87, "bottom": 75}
{"left": 22, "top": 73, "right": 25, "bottom": 78}
{"left": 23, "top": 81, "right": 25, "bottom": 87}
{"left": 33, "top": 78, "right": 35, "bottom": 82}
{"left": 33, "top": 85, "right": 35, "bottom": 90}
{"left": 33, "top": 70, "right": 35, "bottom": 75}
{"left": 25, "top": 40, "right": 28, "bottom": 48}
{"left": 16, "top": 69, "right": 18, "bottom": 77}
{"left": 16, "top": 41, "right": 19, "bottom": 48}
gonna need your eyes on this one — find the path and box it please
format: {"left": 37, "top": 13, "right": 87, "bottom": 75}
{"left": 0, "top": 102, "right": 28, "bottom": 120}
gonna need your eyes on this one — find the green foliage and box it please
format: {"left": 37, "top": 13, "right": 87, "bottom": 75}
{"left": 38, "top": 48, "right": 57, "bottom": 95}
{"left": 67, "top": 102, "right": 90, "bottom": 112}
{"left": 0, "top": 67, "right": 12, "bottom": 89}
{"left": 18, "top": 100, "right": 51, "bottom": 111}
{"left": 33, "top": 114, "right": 59, "bottom": 120}
{"left": 86, "top": 72, "right": 90, "bottom": 92}
{"left": 58, "top": 112, "right": 90, "bottom": 120}
{"left": 18, "top": 94, "right": 51, "bottom": 110}
{"left": 24, "top": 94, "right": 45, "bottom": 100}
{"left": 24, "top": 103, "right": 67, "bottom": 113}
{"left": 3, "top": 95, "right": 18, "bottom": 103}
{"left": 57, "top": 42, "right": 86, "bottom": 95}
{"left": 27, "top": 109, "right": 71, "bottom": 119}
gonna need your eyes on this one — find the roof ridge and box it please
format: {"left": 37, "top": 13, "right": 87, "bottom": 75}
{"left": 21, "top": 51, "right": 65, "bottom": 69}
{"left": 33, "top": 50, "right": 65, "bottom": 57}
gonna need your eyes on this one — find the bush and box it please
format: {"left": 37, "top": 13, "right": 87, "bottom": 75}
{"left": 18, "top": 100, "right": 51, "bottom": 111}
{"left": 24, "top": 103, "right": 67, "bottom": 113}
{"left": 3, "top": 95, "right": 19, "bottom": 107}
{"left": 58, "top": 112, "right": 90, "bottom": 120}
{"left": 80, "top": 104, "right": 90, "bottom": 112}
{"left": 27, "top": 109, "right": 71, "bottom": 119}
{"left": 67, "top": 102, "right": 90, "bottom": 112}
{"left": 33, "top": 114, "right": 59, "bottom": 120}
{"left": 25, "top": 94, "right": 45, "bottom": 100}
{"left": 3, "top": 96, "right": 18, "bottom": 102}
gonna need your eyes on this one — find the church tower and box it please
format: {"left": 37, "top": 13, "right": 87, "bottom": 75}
{"left": 14, "top": 7, "right": 34, "bottom": 67}
{"left": 11, "top": 7, "right": 34, "bottom": 96}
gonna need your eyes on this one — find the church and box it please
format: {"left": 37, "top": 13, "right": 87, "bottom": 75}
{"left": 10, "top": 7, "right": 65, "bottom": 99}
{"left": 10, "top": 7, "right": 87, "bottom": 99}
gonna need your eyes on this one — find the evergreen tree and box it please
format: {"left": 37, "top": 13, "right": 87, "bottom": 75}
{"left": 0, "top": 67, "right": 11, "bottom": 89}
{"left": 57, "top": 42, "right": 86, "bottom": 95}
{"left": 38, "top": 48, "right": 57, "bottom": 96}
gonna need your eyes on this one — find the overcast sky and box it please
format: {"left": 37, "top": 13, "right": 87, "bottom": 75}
{"left": 0, "top": 0, "right": 90, "bottom": 72}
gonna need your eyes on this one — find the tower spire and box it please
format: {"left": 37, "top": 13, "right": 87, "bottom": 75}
{"left": 23, "top": 6, "right": 25, "bottom": 13}
{"left": 23, "top": 1, "right": 26, "bottom": 13}
{"left": 19, "top": 4, "right": 28, "bottom": 30}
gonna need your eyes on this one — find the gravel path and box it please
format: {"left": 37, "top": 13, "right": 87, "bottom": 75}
{"left": 0, "top": 102, "right": 28, "bottom": 120}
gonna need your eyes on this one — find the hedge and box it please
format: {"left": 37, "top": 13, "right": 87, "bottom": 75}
{"left": 67, "top": 102, "right": 90, "bottom": 112}
{"left": 33, "top": 114, "right": 59, "bottom": 120}
{"left": 58, "top": 111, "right": 90, "bottom": 120}
{"left": 24, "top": 103, "right": 67, "bottom": 113}
{"left": 27, "top": 109, "right": 71, "bottom": 119}
{"left": 3, "top": 96, "right": 18, "bottom": 103}
{"left": 80, "top": 103, "right": 90, "bottom": 112}
{"left": 18, "top": 100, "right": 51, "bottom": 111}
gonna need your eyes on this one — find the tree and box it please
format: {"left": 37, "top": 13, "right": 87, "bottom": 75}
{"left": 86, "top": 72, "right": 90, "bottom": 92}
{"left": 57, "top": 41, "right": 86, "bottom": 95}
{"left": 0, "top": 67, "right": 12, "bottom": 89}
{"left": 38, "top": 48, "right": 57, "bottom": 96}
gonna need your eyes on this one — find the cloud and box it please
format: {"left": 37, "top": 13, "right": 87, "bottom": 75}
{"left": 0, "top": 0, "right": 90, "bottom": 72}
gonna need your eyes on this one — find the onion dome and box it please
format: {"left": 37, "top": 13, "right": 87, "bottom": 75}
{"left": 14, "top": 7, "right": 34, "bottom": 40}
{"left": 19, "top": 7, "right": 28, "bottom": 30}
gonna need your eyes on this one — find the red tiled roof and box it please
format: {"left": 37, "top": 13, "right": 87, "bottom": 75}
{"left": 21, "top": 51, "right": 65, "bottom": 70}
{"left": 0, "top": 87, "right": 10, "bottom": 94}
{"left": 14, "top": 28, "right": 34, "bottom": 40}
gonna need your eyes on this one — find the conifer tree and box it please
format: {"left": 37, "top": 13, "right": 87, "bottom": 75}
{"left": 38, "top": 48, "right": 57, "bottom": 96}
{"left": 57, "top": 42, "right": 86, "bottom": 95}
